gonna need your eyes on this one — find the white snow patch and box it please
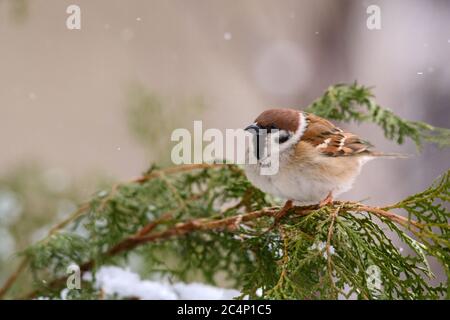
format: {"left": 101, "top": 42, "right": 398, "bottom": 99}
{"left": 94, "top": 266, "right": 176, "bottom": 299}
{"left": 172, "top": 282, "right": 239, "bottom": 300}
{"left": 91, "top": 266, "right": 240, "bottom": 300}
{"left": 255, "top": 287, "right": 263, "bottom": 297}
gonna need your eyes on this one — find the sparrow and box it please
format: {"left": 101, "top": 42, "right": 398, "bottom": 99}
{"left": 243, "top": 108, "right": 402, "bottom": 218}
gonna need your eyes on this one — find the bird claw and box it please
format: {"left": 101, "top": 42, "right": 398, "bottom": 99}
{"left": 319, "top": 192, "right": 334, "bottom": 207}
{"left": 267, "top": 200, "right": 293, "bottom": 232}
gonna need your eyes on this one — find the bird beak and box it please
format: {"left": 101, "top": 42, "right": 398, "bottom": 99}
{"left": 244, "top": 124, "right": 260, "bottom": 133}
{"left": 245, "top": 124, "right": 263, "bottom": 161}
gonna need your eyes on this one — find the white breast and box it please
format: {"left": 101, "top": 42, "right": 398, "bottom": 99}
{"left": 244, "top": 150, "right": 364, "bottom": 205}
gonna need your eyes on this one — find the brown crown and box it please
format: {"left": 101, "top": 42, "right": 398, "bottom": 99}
{"left": 254, "top": 108, "right": 300, "bottom": 132}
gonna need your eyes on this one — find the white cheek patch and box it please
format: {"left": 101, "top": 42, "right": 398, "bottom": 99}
{"left": 277, "top": 112, "right": 306, "bottom": 154}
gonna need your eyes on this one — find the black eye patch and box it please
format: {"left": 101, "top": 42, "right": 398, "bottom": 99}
{"left": 277, "top": 131, "right": 290, "bottom": 143}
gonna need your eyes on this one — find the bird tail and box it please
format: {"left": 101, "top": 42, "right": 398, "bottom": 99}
{"left": 368, "top": 151, "right": 410, "bottom": 159}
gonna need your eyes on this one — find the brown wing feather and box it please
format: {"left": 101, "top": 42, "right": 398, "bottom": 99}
{"left": 301, "top": 113, "right": 373, "bottom": 157}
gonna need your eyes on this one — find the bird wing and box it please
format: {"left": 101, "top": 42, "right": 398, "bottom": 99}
{"left": 300, "top": 113, "right": 373, "bottom": 157}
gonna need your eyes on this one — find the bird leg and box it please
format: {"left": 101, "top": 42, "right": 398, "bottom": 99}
{"left": 266, "top": 200, "right": 294, "bottom": 232}
{"left": 319, "top": 191, "right": 334, "bottom": 207}
{"left": 273, "top": 200, "right": 293, "bottom": 224}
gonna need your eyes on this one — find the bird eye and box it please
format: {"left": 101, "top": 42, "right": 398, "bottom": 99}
{"left": 277, "top": 131, "right": 290, "bottom": 143}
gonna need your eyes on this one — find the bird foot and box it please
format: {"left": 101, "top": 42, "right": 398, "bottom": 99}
{"left": 268, "top": 200, "right": 293, "bottom": 231}
{"left": 319, "top": 192, "right": 334, "bottom": 207}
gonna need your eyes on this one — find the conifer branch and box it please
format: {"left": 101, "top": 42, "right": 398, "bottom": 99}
{"left": 18, "top": 199, "right": 426, "bottom": 299}
{"left": 305, "top": 83, "right": 450, "bottom": 149}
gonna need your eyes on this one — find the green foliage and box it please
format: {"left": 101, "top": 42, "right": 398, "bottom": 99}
{"left": 305, "top": 83, "right": 450, "bottom": 149}
{"left": 14, "top": 166, "right": 450, "bottom": 300}
{"left": 387, "top": 170, "right": 450, "bottom": 277}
